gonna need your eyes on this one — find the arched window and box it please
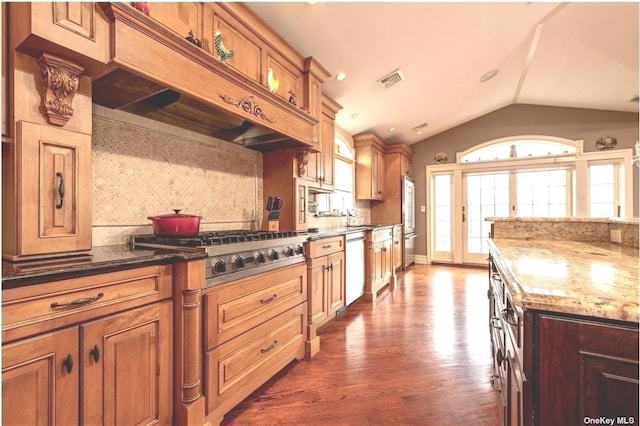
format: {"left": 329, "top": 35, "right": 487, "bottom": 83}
{"left": 459, "top": 136, "right": 578, "bottom": 163}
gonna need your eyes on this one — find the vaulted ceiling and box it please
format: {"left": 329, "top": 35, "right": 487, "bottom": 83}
{"left": 247, "top": 2, "right": 639, "bottom": 145}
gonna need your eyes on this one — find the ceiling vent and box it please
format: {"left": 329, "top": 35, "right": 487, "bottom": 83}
{"left": 630, "top": 95, "right": 639, "bottom": 103}
{"left": 377, "top": 69, "right": 405, "bottom": 89}
{"left": 411, "top": 122, "right": 429, "bottom": 134}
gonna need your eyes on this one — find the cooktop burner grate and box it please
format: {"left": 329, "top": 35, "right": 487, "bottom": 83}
{"left": 131, "top": 230, "right": 301, "bottom": 248}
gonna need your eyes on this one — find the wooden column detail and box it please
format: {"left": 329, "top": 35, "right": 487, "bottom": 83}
{"left": 173, "top": 260, "right": 206, "bottom": 425}
{"left": 296, "top": 150, "right": 309, "bottom": 177}
{"left": 36, "top": 53, "right": 84, "bottom": 126}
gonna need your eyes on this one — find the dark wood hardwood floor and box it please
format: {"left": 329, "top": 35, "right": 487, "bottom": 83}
{"left": 222, "top": 264, "right": 501, "bottom": 425}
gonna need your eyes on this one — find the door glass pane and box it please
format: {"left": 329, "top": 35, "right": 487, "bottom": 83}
{"left": 590, "top": 164, "right": 615, "bottom": 217}
{"left": 466, "top": 172, "right": 509, "bottom": 254}
{"left": 516, "top": 169, "right": 567, "bottom": 217}
{"left": 434, "top": 174, "right": 451, "bottom": 252}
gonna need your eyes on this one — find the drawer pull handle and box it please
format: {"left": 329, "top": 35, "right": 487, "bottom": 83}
{"left": 501, "top": 308, "right": 518, "bottom": 327}
{"left": 89, "top": 345, "right": 100, "bottom": 363}
{"left": 55, "top": 172, "right": 65, "bottom": 209}
{"left": 51, "top": 292, "right": 104, "bottom": 309}
{"left": 486, "top": 289, "right": 492, "bottom": 299}
{"left": 489, "top": 317, "right": 502, "bottom": 330}
{"left": 260, "top": 340, "right": 278, "bottom": 353}
{"left": 62, "top": 354, "right": 73, "bottom": 374}
{"left": 322, "top": 244, "right": 332, "bottom": 249}
{"left": 260, "top": 294, "right": 278, "bottom": 304}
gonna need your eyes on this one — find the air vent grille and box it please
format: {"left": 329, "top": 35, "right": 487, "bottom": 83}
{"left": 630, "top": 95, "right": 639, "bottom": 103}
{"left": 377, "top": 69, "right": 405, "bottom": 89}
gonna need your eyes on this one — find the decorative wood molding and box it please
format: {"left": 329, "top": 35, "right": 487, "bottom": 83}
{"left": 296, "top": 149, "right": 309, "bottom": 177}
{"left": 37, "top": 53, "right": 84, "bottom": 126}
{"left": 220, "top": 95, "right": 276, "bottom": 124}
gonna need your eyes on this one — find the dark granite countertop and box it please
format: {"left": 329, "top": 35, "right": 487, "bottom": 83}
{"left": 2, "top": 245, "right": 207, "bottom": 290}
{"left": 307, "top": 224, "right": 396, "bottom": 240}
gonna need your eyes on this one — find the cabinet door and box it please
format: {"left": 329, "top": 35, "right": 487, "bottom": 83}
{"left": 308, "top": 257, "right": 329, "bottom": 326}
{"left": 319, "top": 113, "right": 335, "bottom": 190}
{"left": 327, "top": 251, "right": 345, "bottom": 315}
{"left": 266, "top": 52, "right": 302, "bottom": 104}
{"left": 372, "top": 241, "right": 385, "bottom": 288}
{"left": 373, "top": 148, "right": 385, "bottom": 199}
{"left": 81, "top": 301, "right": 173, "bottom": 425}
{"left": 209, "top": 5, "right": 262, "bottom": 82}
{"left": 2, "top": 327, "right": 79, "bottom": 425}
{"left": 294, "top": 179, "right": 308, "bottom": 231}
{"left": 382, "top": 240, "right": 393, "bottom": 283}
{"left": 12, "top": 121, "right": 91, "bottom": 257}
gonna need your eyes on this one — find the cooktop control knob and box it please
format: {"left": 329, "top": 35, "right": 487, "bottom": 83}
{"left": 285, "top": 246, "right": 295, "bottom": 257}
{"left": 232, "top": 256, "right": 245, "bottom": 269}
{"left": 295, "top": 245, "right": 305, "bottom": 255}
{"left": 269, "top": 249, "right": 279, "bottom": 260}
{"left": 255, "top": 252, "right": 266, "bottom": 264}
{"left": 213, "top": 260, "right": 226, "bottom": 274}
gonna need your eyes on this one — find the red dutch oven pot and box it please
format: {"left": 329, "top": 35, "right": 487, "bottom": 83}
{"left": 147, "top": 209, "right": 202, "bottom": 237}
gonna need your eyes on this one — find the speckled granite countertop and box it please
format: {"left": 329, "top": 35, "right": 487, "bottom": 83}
{"left": 2, "top": 245, "right": 207, "bottom": 289}
{"left": 489, "top": 238, "right": 639, "bottom": 323}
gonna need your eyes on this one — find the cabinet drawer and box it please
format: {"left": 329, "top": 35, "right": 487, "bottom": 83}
{"left": 371, "top": 228, "right": 393, "bottom": 243}
{"left": 307, "top": 236, "right": 344, "bottom": 258}
{"left": 204, "top": 303, "right": 306, "bottom": 416}
{"left": 2, "top": 265, "right": 172, "bottom": 343}
{"left": 203, "top": 263, "right": 306, "bottom": 350}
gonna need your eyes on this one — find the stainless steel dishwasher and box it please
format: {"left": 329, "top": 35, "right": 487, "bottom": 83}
{"left": 345, "top": 230, "right": 366, "bottom": 305}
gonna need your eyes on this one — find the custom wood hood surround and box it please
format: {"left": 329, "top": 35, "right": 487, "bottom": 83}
{"left": 92, "top": 2, "right": 320, "bottom": 152}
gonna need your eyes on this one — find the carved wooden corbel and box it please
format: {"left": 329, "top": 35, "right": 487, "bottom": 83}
{"left": 37, "top": 53, "right": 84, "bottom": 126}
{"left": 296, "top": 149, "right": 309, "bottom": 177}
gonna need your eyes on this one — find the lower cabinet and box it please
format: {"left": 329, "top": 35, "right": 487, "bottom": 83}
{"left": 305, "top": 236, "right": 345, "bottom": 357}
{"left": 488, "top": 253, "right": 639, "bottom": 426}
{"left": 392, "top": 224, "right": 402, "bottom": 272}
{"left": 201, "top": 262, "right": 307, "bottom": 424}
{"left": 364, "top": 227, "right": 395, "bottom": 301}
{"left": 2, "top": 327, "right": 79, "bottom": 425}
{"left": 2, "top": 265, "right": 174, "bottom": 425}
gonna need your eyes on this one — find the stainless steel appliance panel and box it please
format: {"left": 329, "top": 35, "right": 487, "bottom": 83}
{"left": 403, "top": 232, "right": 417, "bottom": 269}
{"left": 345, "top": 231, "right": 366, "bottom": 305}
{"left": 402, "top": 176, "right": 415, "bottom": 234}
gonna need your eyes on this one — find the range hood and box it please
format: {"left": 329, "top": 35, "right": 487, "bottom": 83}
{"left": 93, "top": 2, "right": 318, "bottom": 153}
{"left": 93, "top": 68, "right": 310, "bottom": 152}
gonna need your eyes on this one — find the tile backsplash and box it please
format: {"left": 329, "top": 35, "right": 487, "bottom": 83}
{"left": 92, "top": 105, "right": 263, "bottom": 245}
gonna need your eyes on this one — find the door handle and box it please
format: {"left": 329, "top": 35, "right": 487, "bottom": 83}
{"left": 55, "top": 172, "right": 65, "bottom": 209}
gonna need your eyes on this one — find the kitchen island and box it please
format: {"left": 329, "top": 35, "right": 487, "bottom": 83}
{"left": 487, "top": 220, "right": 639, "bottom": 426}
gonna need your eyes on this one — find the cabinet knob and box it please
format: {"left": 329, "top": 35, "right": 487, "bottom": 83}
{"left": 62, "top": 354, "right": 73, "bottom": 374}
{"left": 489, "top": 317, "right": 502, "bottom": 330}
{"left": 496, "top": 348, "right": 505, "bottom": 367}
{"left": 90, "top": 345, "right": 100, "bottom": 363}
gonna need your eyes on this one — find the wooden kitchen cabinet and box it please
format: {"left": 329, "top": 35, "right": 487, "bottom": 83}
{"left": 2, "top": 265, "right": 174, "bottom": 425}
{"left": 9, "top": 2, "right": 110, "bottom": 67}
{"left": 262, "top": 154, "right": 310, "bottom": 231}
{"left": 305, "top": 236, "right": 345, "bottom": 356}
{"left": 371, "top": 142, "right": 414, "bottom": 225}
{"left": 202, "top": 263, "right": 307, "bottom": 424}
{"left": 364, "top": 227, "right": 395, "bottom": 301}
{"left": 488, "top": 252, "right": 639, "bottom": 426}
{"left": 3, "top": 121, "right": 92, "bottom": 261}
{"left": 354, "top": 133, "right": 386, "bottom": 200}
{"left": 302, "top": 57, "right": 327, "bottom": 149}
{"left": 2, "top": 327, "right": 79, "bottom": 425}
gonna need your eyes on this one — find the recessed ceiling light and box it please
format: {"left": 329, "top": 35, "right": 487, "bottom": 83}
{"left": 336, "top": 72, "right": 347, "bottom": 81}
{"left": 479, "top": 69, "right": 498, "bottom": 82}
{"left": 388, "top": 127, "right": 395, "bottom": 132}
{"left": 415, "top": 130, "right": 423, "bottom": 135}
{"left": 350, "top": 113, "right": 359, "bottom": 119}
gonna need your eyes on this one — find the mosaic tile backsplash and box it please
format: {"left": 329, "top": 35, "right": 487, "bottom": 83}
{"left": 92, "top": 105, "right": 263, "bottom": 245}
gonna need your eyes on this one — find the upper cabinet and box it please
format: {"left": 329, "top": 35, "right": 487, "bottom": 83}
{"left": 354, "top": 133, "right": 387, "bottom": 201}
{"left": 370, "top": 142, "right": 414, "bottom": 224}
{"left": 9, "top": 2, "right": 110, "bottom": 76}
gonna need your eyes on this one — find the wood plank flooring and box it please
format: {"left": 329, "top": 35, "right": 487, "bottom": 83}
{"left": 222, "top": 264, "right": 501, "bottom": 425}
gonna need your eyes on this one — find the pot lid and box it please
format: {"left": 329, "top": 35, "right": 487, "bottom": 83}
{"left": 148, "top": 209, "right": 202, "bottom": 219}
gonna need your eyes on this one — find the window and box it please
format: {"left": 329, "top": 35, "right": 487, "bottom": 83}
{"left": 516, "top": 169, "right": 570, "bottom": 217}
{"left": 589, "top": 163, "right": 617, "bottom": 217}
{"left": 426, "top": 135, "right": 634, "bottom": 265}
{"left": 461, "top": 137, "right": 576, "bottom": 162}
